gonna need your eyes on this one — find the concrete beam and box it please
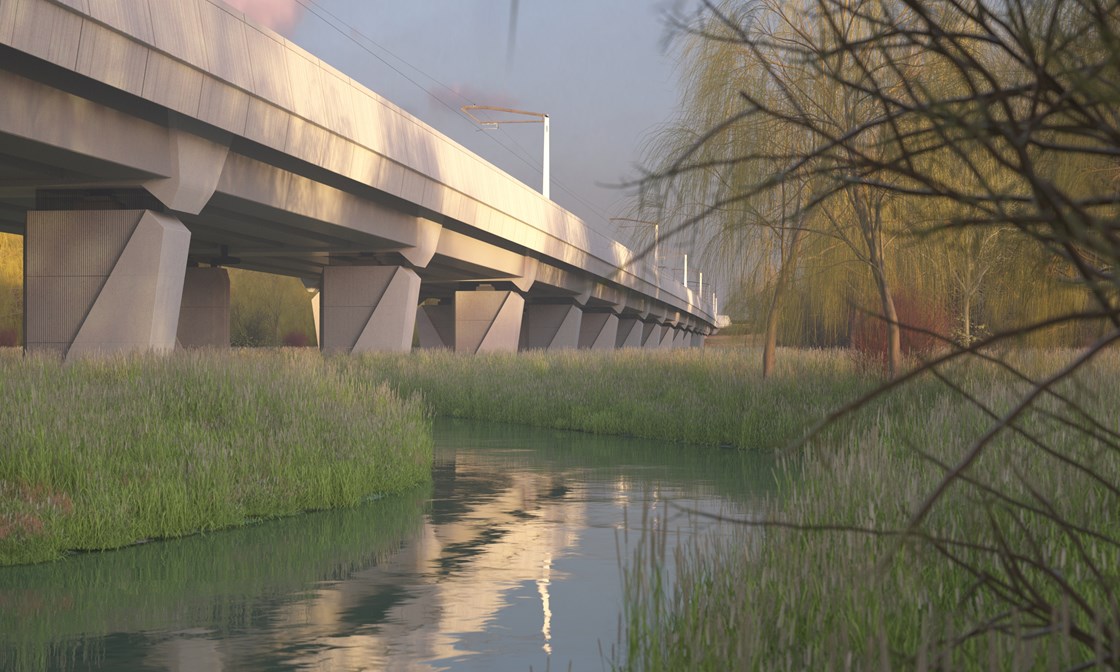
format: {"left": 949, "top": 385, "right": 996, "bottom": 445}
{"left": 579, "top": 311, "right": 619, "bottom": 350}
{"left": 521, "top": 303, "right": 582, "bottom": 350}
{"left": 321, "top": 266, "right": 420, "bottom": 353}
{"left": 416, "top": 302, "right": 453, "bottom": 349}
{"left": 616, "top": 317, "right": 643, "bottom": 349}
{"left": 177, "top": 267, "right": 230, "bottom": 348}
{"left": 455, "top": 289, "right": 524, "bottom": 353}
{"left": 25, "top": 209, "right": 190, "bottom": 360}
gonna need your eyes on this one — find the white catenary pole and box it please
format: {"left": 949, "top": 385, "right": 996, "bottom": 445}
{"left": 683, "top": 254, "right": 688, "bottom": 288}
{"left": 542, "top": 114, "right": 550, "bottom": 199}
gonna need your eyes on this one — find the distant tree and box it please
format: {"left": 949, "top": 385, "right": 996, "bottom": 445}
{"left": 229, "top": 269, "right": 316, "bottom": 347}
{"left": 0, "top": 233, "right": 22, "bottom": 346}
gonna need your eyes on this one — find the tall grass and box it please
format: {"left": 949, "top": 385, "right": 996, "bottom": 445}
{"left": 344, "top": 348, "right": 924, "bottom": 449}
{"left": 0, "top": 349, "right": 432, "bottom": 566}
{"left": 620, "top": 348, "right": 1120, "bottom": 670}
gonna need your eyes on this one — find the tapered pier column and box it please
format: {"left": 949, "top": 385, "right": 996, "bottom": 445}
{"left": 25, "top": 209, "right": 190, "bottom": 360}
{"left": 616, "top": 317, "right": 643, "bottom": 349}
{"left": 416, "top": 302, "right": 454, "bottom": 349}
{"left": 177, "top": 268, "right": 230, "bottom": 348}
{"left": 579, "top": 311, "right": 619, "bottom": 350}
{"left": 521, "top": 302, "right": 582, "bottom": 350}
{"left": 455, "top": 289, "right": 524, "bottom": 353}
{"left": 641, "top": 320, "right": 664, "bottom": 349}
{"left": 321, "top": 266, "right": 420, "bottom": 353}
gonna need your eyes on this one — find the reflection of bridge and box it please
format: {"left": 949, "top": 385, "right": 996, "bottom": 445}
{"left": 0, "top": 0, "right": 716, "bottom": 360}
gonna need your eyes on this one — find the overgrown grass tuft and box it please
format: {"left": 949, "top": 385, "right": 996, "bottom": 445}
{"left": 0, "top": 349, "right": 432, "bottom": 566}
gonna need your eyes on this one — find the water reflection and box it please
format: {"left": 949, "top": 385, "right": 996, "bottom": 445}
{"left": 0, "top": 420, "right": 775, "bottom": 672}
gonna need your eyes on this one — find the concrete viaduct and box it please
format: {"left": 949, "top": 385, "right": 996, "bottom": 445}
{"left": 0, "top": 0, "right": 717, "bottom": 360}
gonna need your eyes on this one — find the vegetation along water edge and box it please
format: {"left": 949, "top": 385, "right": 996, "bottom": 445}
{"left": 0, "top": 349, "right": 432, "bottom": 566}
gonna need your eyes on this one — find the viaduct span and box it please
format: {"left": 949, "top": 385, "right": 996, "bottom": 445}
{"left": 0, "top": 0, "right": 717, "bottom": 359}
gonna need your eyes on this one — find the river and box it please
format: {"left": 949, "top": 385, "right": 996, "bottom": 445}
{"left": 0, "top": 419, "right": 776, "bottom": 672}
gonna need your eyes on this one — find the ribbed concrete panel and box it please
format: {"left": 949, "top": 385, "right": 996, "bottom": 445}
{"left": 148, "top": 0, "right": 209, "bottom": 71}
{"left": 143, "top": 51, "right": 203, "bottom": 117}
{"left": 68, "top": 211, "right": 190, "bottom": 359}
{"left": 416, "top": 304, "right": 453, "bottom": 349}
{"left": 87, "top": 0, "right": 153, "bottom": 43}
{"left": 10, "top": 0, "right": 83, "bottom": 69}
{"left": 244, "top": 26, "right": 294, "bottom": 111}
{"left": 455, "top": 290, "right": 524, "bottom": 353}
{"left": 198, "top": 78, "right": 250, "bottom": 135}
{"left": 198, "top": 0, "right": 253, "bottom": 90}
{"left": 76, "top": 19, "right": 148, "bottom": 96}
{"left": 579, "top": 312, "right": 619, "bottom": 350}
{"left": 616, "top": 317, "right": 643, "bottom": 349}
{"left": 522, "top": 304, "right": 581, "bottom": 350}
{"left": 321, "top": 266, "right": 420, "bottom": 353}
{"left": 285, "top": 49, "right": 329, "bottom": 129}
{"left": 177, "top": 268, "right": 229, "bottom": 348}
{"left": 0, "top": 0, "right": 15, "bottom": 44}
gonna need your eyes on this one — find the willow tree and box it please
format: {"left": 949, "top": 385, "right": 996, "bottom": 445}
{"left": 640, "top": 0, "right": 923, "bottom": 377}
{"left": 649, "top": 0, "right": 1120, "bottom": 660}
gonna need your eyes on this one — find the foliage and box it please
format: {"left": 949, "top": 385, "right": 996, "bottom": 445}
{"left": 229, "top": 268, "right": 316, "bottom": 347}
{"left": 0, "top": 350, "right": 432, "bottom": 565}
{"left": 632, "top": 0, "right": 1120, "bottom": 664}
{"left": 0, "top": 233, "right": 21, "bottom": 347}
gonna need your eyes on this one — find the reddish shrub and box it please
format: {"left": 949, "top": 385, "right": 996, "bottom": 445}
{"left": 282, "top": 330, "right": 311, "bottom": 347}
{"left": 851, "top": 292, "right": 952, "bottom": 364}
{"left": 0, "top": 328, "right": 18, "bottom": 347}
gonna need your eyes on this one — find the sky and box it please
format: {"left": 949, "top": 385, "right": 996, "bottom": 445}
{"left": 226, "top": 0, "right": 690, "bottom": 245}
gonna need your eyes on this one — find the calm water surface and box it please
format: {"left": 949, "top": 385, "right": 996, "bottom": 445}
{"left": 0, "top": 419, "right": 775, "bottom": 672}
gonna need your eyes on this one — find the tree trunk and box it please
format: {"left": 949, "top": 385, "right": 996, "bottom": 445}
{"left": 874, "top": 269, "right": 902, "bottom": 378}
{"left": 762, "top": 227, "right": 804, "bottom": 378}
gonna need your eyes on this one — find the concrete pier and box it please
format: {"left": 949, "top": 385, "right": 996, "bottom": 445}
{"left": 521, "top": 302, "right": 582, "bottom": 350}
{"left": 578, "top": 311, "right": 619, "bottom": 350}
{"left": 416, "top": 302, "right": 454, "bottom": 349}
{"left": 616, "top": 317, "right": 643, "bottom": 349}
{"left": 177, "top": 267, "right": 230, "bottom": 348}
{"left": 321, "top": 266, "right": 421, "bottom": 353}
{"left": 455, "top": 289, "right": 525, "bottom": 353}
{"left": 25, "top": 209, "right": 190, "bottom": 360}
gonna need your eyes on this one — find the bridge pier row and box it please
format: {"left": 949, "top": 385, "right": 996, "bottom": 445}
{"left": 671, "top": 328, "right": 689, "bottom": 349}
{"left": 578, "top": 311, "right": 619, "bottom": 350}
{"left": 455, "top": 289, "right": 525, "bottom": 353}
{"left": 25, "top": 209, "right": 191, "bottom": 360}
{"left": 616, "top": 317, "right": 644, "bottom": 349}
{"left": 176, "top": 268, "right": 230, "bottom": 348}
{"left": 520, "top": 301, "right": 582, "bottom": 351}
{"left": 320, "top": 266, "right": 421, "bottom": 354}
{"left": 416, "top": 301, "right": 454, "bottom": 349}
{"left": 692, "top": 332, "right": 707, "bottom": 348}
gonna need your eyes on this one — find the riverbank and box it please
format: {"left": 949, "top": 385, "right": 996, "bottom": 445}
{"left": 341, "top": 348, "right": 933, "bottom": 449}
{"left": 0, "top": 350, "right": 432, "bottom": 566}
{"left": 619, "top": 347, "right": 1120, "bottom": 670}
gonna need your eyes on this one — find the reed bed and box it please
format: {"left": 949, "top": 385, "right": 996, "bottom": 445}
{"left": 0, "top": 349, "right": 432, "bottom": 566}
{"left": 344, "top": 348, "right": 928, "bottom": 449}
{"left": 620, "top": 348, "right": 1120, "bottom": 670}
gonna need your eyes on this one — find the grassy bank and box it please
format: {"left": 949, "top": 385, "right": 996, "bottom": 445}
{"left": 0, "top": 350, "right": 432, "bottom": 566}
{"left": 620, "top": 348, "right": 1120, "bottom": 670}
{"left": 343, "top": 348, "right": 937, "bottom": 449}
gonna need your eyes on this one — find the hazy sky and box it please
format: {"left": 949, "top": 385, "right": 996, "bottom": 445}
{"left": 231, "top": 1, "right": 690, "bottom": 243}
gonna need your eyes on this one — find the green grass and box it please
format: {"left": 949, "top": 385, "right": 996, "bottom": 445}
{"left": 0, "top": 349, "right": 432, "bottom": 566}
{"left": 618, "top": 347, "right": 1120, "bottom": 670}
{"left": 341, "top": 348, "right": 918, "bottom": 449}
